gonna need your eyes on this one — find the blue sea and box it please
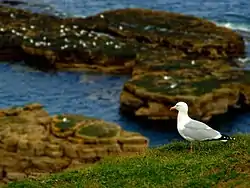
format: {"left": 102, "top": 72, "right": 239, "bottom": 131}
{"left": 1, "top": 0, "right": 250, "bottom": 146}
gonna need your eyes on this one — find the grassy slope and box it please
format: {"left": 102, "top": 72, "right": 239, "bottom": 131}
{"left": 6, "top": 134, "right": 250, "bottom": 188}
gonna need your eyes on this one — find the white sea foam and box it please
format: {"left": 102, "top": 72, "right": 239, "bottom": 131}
{"left": 215, "top": 22, "right": 250, "bottom": 32}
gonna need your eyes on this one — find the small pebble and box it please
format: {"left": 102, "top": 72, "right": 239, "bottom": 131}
{"left": 30, "top": 25, "right": 35, "bottom": 29}
{"left": 43, "top": 36, "right": 47, "bottom": 41}
{"left": 119, "top": 26, "right": 123, "bottom": 30}
{"left": 92, "top": 41, "right": 96, "bottom": 46}
{"left": 0, "top": 28, "right": 4, "bottom": 32}
{"left": 191, "top": 60, "right": 195, "bottom": 65}
{"left": 73, "top": 25, "right": 78, "bottom": 29}
{"left": 29, "top": 39, "right": 34, "bottom": 43}
{"left": 60, "top": 25, "right": 65, "bottom": 29}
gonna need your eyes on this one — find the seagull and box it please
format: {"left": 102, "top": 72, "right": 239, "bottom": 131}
{"left": 170, "top": 101, "right": 235, "bottom": 152}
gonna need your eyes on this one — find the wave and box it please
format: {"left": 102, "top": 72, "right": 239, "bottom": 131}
{"left": 215, "top": 22, "right": 250, "bottom": 32}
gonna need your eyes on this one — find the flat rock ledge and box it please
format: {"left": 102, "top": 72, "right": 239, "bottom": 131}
{"left": 0, "top": 6, "right": 249, "bottom": 122}
{"left": 0, "top": 103, "right": 148, "bottom": 184}
{"left": 121, "top": 60, "right": 250, "bottom": 122}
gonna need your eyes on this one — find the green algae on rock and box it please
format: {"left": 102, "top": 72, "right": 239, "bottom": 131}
{"left": 0, "top": 103, "right": 148, "bottom": 184}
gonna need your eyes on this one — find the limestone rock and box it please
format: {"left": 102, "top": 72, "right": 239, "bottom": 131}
{"left": 0, "top": 103, "right": 148, "bottom": 184}
{"left": 31, "top": 157, "right": 71, "bottom": 171}
{"left": 7, "top": 172, "right": 26, "bottom": 181}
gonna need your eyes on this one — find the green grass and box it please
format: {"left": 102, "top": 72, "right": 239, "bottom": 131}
{"left": 5, "top": 134, "right": 250, "bottom": 188}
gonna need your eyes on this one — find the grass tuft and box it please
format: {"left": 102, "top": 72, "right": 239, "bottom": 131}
{"left": 5, "top": 134, "right": 250, "bottom": 188}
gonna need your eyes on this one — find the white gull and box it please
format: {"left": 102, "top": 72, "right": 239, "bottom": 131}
{"left": 170, "top": 101, "right": 235, "bottom": 152}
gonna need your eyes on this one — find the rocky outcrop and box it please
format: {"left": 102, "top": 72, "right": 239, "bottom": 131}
{"left": 0, "top": 6, "right": 249, "bottom": 121}
{"left": 0, "top": 6, "right": 245, "bottom": 72}
{"left": 120, "top": 59, "right": 250, "bottom": 121}
{"left": 0, "top": 103, "right": 148, "bottom": 183}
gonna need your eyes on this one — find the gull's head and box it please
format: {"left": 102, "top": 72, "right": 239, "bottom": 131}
{"left": 170, "top": 102, "right": 188, "bottom": 113}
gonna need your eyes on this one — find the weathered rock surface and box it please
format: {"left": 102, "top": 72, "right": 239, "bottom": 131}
{"left": 0, "top": 6, "right": 249, "bottom": 121}
{"left": 0, "top": 103, "right": 148, "bottom": 183}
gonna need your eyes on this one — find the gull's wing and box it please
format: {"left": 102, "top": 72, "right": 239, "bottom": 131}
{"left": 183, "top": 119, "right": 221, "bottom": 141}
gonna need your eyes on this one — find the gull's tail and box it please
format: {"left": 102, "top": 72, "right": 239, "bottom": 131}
{"left": 218, "top": 134, "right": 235, "bottom": 142}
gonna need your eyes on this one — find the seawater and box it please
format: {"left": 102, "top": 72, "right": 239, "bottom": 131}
{"left": 1, "top": 0, "right": 250, "bottom": 146}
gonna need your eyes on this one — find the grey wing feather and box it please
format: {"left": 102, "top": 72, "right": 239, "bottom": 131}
{"left": 184, "top": 119, "right": 210, "bottom": 129}
{"left": 183, "top": 119, "right": 221, "bottom": 141}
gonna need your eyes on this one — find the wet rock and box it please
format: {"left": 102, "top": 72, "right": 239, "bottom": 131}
{"left": 0, "top": 103, "right": 148, "bottom": 184}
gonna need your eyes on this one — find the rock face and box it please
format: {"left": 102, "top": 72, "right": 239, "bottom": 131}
{"left": 0, "top": 103, "right": 148, "bottom": 183}
{"left": 0, "top": 6, "right": 249, "bottom": 121}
